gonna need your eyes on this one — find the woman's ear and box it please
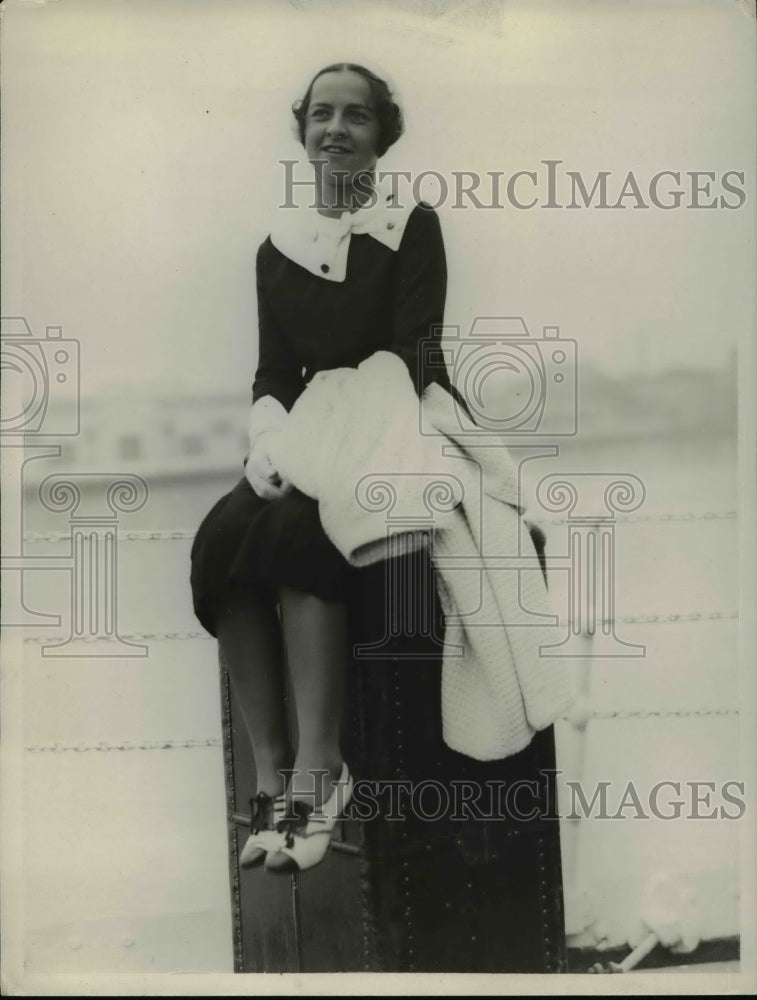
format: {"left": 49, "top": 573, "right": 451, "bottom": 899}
{"left": 291, "top": 99, "right": 305, "bottom": 145}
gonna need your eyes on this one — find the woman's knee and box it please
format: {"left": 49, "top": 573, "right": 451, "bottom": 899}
{"left": 216, "top": 580, "right": 279, "bottom": 627}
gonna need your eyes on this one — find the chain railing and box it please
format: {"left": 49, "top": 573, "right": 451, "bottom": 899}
{"left": 20, "top": 509, "right": 738, "bottom": 544}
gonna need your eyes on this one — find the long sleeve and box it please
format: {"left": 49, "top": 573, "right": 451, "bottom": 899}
{"left": 390, "top": 206, "right": 475, "bottom": 424}
{"left": 251, "top": 242, "right": 306, "bottom": 412}
{"left": 390, "top": 204, "right": 452, "bottom": 399}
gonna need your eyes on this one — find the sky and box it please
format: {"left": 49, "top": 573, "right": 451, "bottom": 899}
{"left": 1, "top": 0, "right": 754, "bottom": 401}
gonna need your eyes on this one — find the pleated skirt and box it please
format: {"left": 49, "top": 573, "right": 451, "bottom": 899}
{"left": 190, "top": 475, "right": 359, "bottom": 637}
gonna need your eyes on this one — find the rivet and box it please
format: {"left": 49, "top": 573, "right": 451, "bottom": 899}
{"left": 320, "top": 264, "right": 330, "bottom": 274}
{"left": 387, "top": 222, "right": 395, "bottom": 230}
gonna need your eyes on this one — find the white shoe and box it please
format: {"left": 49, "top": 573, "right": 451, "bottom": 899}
{"left": 265, "top": 763, "right": 353, "bottom": 874}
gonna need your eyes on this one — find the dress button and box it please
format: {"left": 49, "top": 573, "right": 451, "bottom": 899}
{"left": 387, "top": 222, "right": 395, "bottom": 230}
{"left": 321, "top": 263, "right": 330, "bottom": 274}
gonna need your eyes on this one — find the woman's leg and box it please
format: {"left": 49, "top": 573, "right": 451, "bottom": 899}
{"left": 215, "top": 585, "right": 293, "bottom": 797}
{"left": 278, "top": 585, "right": 350, "bottom": 808}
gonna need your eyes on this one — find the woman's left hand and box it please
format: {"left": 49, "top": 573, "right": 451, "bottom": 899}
{"left": 246, "top": 435, "right": 294, "bottom": 500}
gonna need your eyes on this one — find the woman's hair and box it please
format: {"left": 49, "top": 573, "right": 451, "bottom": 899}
{"left": 292, "top": 63, "right": 404, "bottom": 157}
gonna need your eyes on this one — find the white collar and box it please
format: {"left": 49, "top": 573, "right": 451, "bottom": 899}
{"left": 269, "top": 179, "right": 416, "bottom": 282}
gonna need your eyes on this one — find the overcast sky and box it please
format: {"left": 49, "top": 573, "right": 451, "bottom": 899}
{"left": 2, "top": 0, "right": 754, "bottom": 399}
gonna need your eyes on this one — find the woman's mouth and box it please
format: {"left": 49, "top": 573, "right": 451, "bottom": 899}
{"left": 321, "top": 144, "right": 352, "bottom": 155}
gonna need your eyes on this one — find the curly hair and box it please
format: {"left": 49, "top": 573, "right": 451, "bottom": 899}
{"left": 292, "top": 63, "right": 404, "bottom": 158}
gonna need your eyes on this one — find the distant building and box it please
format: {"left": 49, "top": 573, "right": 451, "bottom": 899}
{"left": 17, "top": 361, "right": 737, "bottom": 491}
{"left": 20, "top": 392, "right": 250, "bottom": 489}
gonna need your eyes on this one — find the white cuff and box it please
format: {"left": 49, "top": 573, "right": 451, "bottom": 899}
{"left": 248, "top": 396, "right": 288, "bottom": 450}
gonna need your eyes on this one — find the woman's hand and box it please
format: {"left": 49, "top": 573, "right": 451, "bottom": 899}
{"left": 245, "top": 433, "right": 293, "bottom": 500}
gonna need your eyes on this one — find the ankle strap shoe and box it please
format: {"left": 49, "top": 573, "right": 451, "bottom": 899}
{"left": 239, "top": 791, "right": 288, "bottom": 869}
{"left": 265, "top": 763, "right": 353, "bottom": 874}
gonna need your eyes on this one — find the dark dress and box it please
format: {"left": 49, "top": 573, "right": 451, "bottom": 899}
{"left": 190, "top": 203, "right": 463, "bottom": 636}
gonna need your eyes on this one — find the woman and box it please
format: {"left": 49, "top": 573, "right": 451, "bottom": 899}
{"left": 190, "top": 63, "right": 461, "bottom": 873}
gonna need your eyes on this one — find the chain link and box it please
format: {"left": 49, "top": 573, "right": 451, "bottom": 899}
{"left": 598, "top": 611, "right": 738, "bottom": 625}
{"left": 24, "top": 708, "right": 736, "bottom": 752}
{"left": 580, "top": 707, "right": 738, "bottom": 721}
{"left": 545, "top": 510, "right": 736, "bottom": 526}
{"left": 22, "top": 529, "right": 197, "bottom": 543}
{"left": 21, "top": 510, "right": 737, "bottom": 544}
{"left": 20, "top": 611, "right": 739, "bottom": 644}
{"left": 23, "top": 630, "right": 212, "bottom": 644}
{"left": 24, "top": 737, "right": 221, "bottom": 753}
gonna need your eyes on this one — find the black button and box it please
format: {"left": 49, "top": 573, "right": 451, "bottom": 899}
{"left": 321, "top": 264, "right": 330, "bottom": 274}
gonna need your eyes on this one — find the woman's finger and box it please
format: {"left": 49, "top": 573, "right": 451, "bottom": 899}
{"left": 247, "top": 468, "right": 274, "bottom": 499}
{"left": 250, "top": 470, "right": 288, "bottom": 501}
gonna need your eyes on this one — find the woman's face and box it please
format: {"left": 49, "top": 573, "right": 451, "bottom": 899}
{"left": 303, "top": 70, "right": 381, "bottom": 189}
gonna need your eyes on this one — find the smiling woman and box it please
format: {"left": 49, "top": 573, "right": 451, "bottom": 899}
{"left": 188, "top": 61, "right": 567, "bottom": 972}
{"left": 292, "top": 62, "right": 404, "bottom": 189}
{"left": 189, "top": 62, "right": 461, "bottom": 875}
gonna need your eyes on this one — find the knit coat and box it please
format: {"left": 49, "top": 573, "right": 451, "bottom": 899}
{"left": 268, "top": 350, "right": 574, "bottom": 760}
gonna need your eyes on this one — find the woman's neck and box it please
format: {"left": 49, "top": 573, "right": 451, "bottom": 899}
{"left": 315, "top": 175, "right": 376, "bottom": 218}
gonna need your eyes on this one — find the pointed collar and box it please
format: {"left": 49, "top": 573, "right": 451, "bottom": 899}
{"left": 269, "top": 179, "right": 416, "bottom": 282}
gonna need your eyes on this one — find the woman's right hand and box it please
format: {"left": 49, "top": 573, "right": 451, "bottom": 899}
{"left": 245, "top": 434, "right": 293, "bottom": 500}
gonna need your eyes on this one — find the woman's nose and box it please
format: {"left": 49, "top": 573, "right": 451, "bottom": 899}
{"left": 326, "top": 116, "right": 347, "bottom": 137}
